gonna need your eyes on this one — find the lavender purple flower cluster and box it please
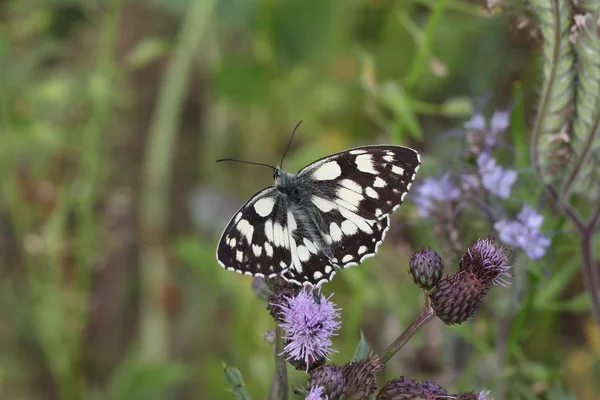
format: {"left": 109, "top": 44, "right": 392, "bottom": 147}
{"left": 413, "top": 109, "right": 551, "bottom": 261}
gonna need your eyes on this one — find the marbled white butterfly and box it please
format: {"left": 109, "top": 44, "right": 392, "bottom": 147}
{"left": 216, "top": 125, "right": 420, "bottom": 287}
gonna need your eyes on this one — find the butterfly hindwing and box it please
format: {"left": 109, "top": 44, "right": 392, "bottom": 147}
{"left": 281, "top": 212, "right": 390, "bottom": 287}
{"left": 217, "top": 188, "right": 292, "bottom": 278}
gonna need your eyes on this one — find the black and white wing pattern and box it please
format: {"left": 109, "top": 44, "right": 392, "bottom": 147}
{"left": 281, "top": 145, "right": 420, "bottom": 285}
{"left": 216, "top": 145, "right": 420, "bottom": 287}
{"left": 217, "top": 187, "right": 291, "bottom": 279}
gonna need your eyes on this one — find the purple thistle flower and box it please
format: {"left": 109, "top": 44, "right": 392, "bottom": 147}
{"left": 413, "top": 174, "right": 461, "bottom": 218}
{"left": 462, "top": 237, "right": 512, "bottom": 286}
{"left": 278, "top": 289, "right": 341, "bottom": 370}
{"left": 494, "top": 205, "right": 550, "bottom": 260}
{"left": 477, "top": 153, "right": 517, "bottom": 199}
{"left": 305, "top": 386, "right": 328, "bottom": 400}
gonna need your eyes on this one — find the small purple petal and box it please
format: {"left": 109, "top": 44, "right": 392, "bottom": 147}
{"left": 413, "top": 174, "right": 461, "bottom": 218}
{"left": 464, "top": 113, "right": 486, "bottom": 131}
{"left": 306, "top": 386, "right": 328, "bottom": 400}
{"left": 494, "top": 206, "right": 550, "bottom": 260}
{"left": 517, "top": 205, "right": 544, "bottom": 230}
{"left": 477, "top": 153, "right": 517, "bottom": 199}
{"left": 490, "top": 110, "right": 510, "bottom": 135}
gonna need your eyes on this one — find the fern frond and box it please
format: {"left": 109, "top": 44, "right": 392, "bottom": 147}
{"left": 530, "top": 0, "right": 576, "bottom": 185}
{"left": 565, "top": 10, "right": 600, "bottom": 199}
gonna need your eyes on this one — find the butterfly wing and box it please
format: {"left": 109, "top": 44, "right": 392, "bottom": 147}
{"left": 292, "top": 145, "right": 420, "bottom": 272}
{"left": 280, "top": 212, "right": 390, "bottom": 287}
{"left": 217, "top": 145, "right": 421, "bottom": 288}
{"left": 216, "top": 187, "right": 293, "bottom": 279}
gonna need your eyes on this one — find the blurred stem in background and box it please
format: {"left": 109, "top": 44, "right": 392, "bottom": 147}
{"left": 139, "top": 0, "right": 216, "bottom": 363}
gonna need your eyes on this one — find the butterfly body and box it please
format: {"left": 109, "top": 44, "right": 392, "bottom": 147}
{"left": 217, "top": 145, "right": 420, "bottom": 287}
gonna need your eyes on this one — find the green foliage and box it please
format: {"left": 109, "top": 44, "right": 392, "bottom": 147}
{"left": 352, "top": 331, "right": 371, "bottom": 362}
{"left": 223, "top": 365, "right": 253, "bottom": 400}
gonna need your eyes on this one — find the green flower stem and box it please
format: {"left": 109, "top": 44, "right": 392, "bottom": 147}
{"left": 381, "top": 306, "right": 435, "bottom": 364}
{"left": 139, "top": 0, "right": 215, "bottom": 363}
{"left": 269, "top": 325, "right": 289, "bottom": 400}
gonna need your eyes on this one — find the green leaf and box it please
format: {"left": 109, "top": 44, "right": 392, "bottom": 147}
{"left": 106, "top": 349, "right": 189, "bottom": 400}
{"left": 126, "top": 37, "right": 169, "bottom": 70}
{"left": 223, "top": 364, "right": 252, "bottom": 400}
{"left": 380, "top": 82, "right": 422, "bottom": 141}
{"left": 352, "top": 330, "right": 371, "bottom": 362}
{"left": 534, "top": 259, "right": 580, "bottom": 309}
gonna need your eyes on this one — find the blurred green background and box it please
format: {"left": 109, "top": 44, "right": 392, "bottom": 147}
{"left": 1, "top": 0, "right": 598, "bottom": 399}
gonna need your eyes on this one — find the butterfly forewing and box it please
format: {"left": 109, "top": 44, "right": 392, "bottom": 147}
{"left": 298, "top": 145, "right": 420, "bottom": 221}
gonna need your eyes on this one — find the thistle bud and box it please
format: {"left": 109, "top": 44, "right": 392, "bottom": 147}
{"left": 377, "top": 376, "right": 447, "bottom": 399}
{"left": 309, "top": 364, "right": 347, "bottom": 400}
{"left": 430, "top": 272, "right": 486, "bottom": 325}
{"left": 430, "top": 238, "right": 511, "bottom": 325}
{"left": 409, "top": 248, "right": 444, "bottom": 290}
{"left": 452, "top": 390, "right": 493, "bottom": 400}
{"left": 459, "top": 238, "right": 511, "bottom": 287}
{"left": 267, "top": 285, "right": 300, "bottom": 321}
{"left": 288, "top": 353, "right": 326, "bottom": 372}
{"left": 342, "top": 353, "right": 384, "bottom": 399}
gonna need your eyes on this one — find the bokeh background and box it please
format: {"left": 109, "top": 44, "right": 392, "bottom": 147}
{"left": 1, "top": 0, "right": 599, "bottom": 399}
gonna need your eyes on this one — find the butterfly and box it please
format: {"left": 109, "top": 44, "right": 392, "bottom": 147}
{"left": 216, "top": 124, "right": 421, "bottom": 287}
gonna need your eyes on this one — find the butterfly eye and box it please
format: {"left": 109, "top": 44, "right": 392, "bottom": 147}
{"left": 273, "top": 169, "right": 279, "bottom": 180}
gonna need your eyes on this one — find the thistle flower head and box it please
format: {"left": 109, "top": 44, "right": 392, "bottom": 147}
{"left": 342, "top": 353, "right": 384, "bottom": 399}
{"left": 413, "top": 174, "right": 461, "bottom": 218}
{"left": 460, "top": 238, "right": 512, "bottom": 287}
{"left": 377, "top": 376, "right": 448, "bottom": 399}
{"left": 409, "top": 248, "right": 444, "bottom": 291}
{"left": 477, "top": 153, "right": 517, "bottom": 199}
{"left": 430, "top": 272, "right": 487, "bottom": 325}
{"left": 309, "top": 364, "right": 346, "bottom": 400}
{"left": 277, "top": 289, "right": 341, "bottom": 371}
{"left": 494, "top": 205, "right": 550, "bottom": 260}
{"left": 453, "top": 390, "right": 494, "bottom": 400}
{"left": 305, "top": 386, "right": 328, "bottom": 400}
{"left": 431, "top": 238, "right": 511, "bottom": 325}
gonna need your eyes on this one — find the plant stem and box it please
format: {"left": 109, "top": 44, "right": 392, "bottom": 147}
{"left": 139, "top": 0, "right": 215, "bottom": 363}
{"left": 580, "top": 215, "right": 600, "bottom": 327}
{"left": 269, "top": 325, "right": 289, "bottom": 400}
{"left": 381, "top": 306, "right": 435, "bottom": 364}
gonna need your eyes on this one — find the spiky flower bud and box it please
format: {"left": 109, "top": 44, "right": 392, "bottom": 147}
{"left": 452, "top": 390, "right": 494, "bottom": 400}
{"left": 409, "top": 248, "right": 444, "bottom": 290}
{"left": 342, "top": 353, "right": 384, "bottom": 399}
{"left": 459, "top": 238, "right": 511, "bottom": 286}
{"left": 267, "top": 285, "right": 301, "bottom": 321}
{"left": 377, "top": 376, "right": 447, "bottom": 399}
{"left": 288, "top": 353, "right": 326, "bottom": 372}
{"left": 430, "top": 272, "right": 486, "bottom": 325}
{"left": 430, "top": 238, "right": 511, "bottom": 325}
{"left": 309, "top": 364, "right": 347, "bottom": 400}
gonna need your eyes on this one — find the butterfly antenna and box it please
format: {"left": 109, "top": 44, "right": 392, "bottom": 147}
{"left": 280, "top": 120, "right": 303, "bottom": 169}
{"left": 215, "top": 158, "right": 276, "bottom": 172}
